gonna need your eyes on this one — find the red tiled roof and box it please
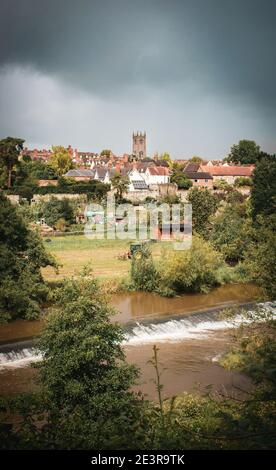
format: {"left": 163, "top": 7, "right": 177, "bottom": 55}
{"left": 147, "top": 166, "right": 169, "bottom": 176}
{"left": 200, "top": 165, "right": 254, "bottom": 176}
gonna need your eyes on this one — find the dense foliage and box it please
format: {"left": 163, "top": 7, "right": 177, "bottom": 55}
{"left": 158, "top": 236, "right": 224, "bottom": 294}
{"left": 0, "top": 274, "right": 145, "bottom": 449}
{"left": 0, "top": 194, "right": 57, "bottom": 322}
{"left": 48, "top": 145, "right": 74, "bottom": 176}
{"left": 130, "top": 236, "right": 226, "bottom": 296}
{"left": 187, "top": 187, "right": 219, "bottom": 237}
{"left": 210, "top": 202, "right": 251, "bottom": 263}
{"left": 42, "top": 197, "right": 75, "bottom": 228}
{"left": 170, "top": 168, "right": 192, "bottom": 189}
{"left": 251, "top": 156, "right": 276, "bottom": 220}
{"left": 244, "top": 215, "right": 276, "bottom": 299}
{"left": 130, "top": 245, "right": 160, "bottom": 292}
{"left": 227, "top": 139, "right": 260, "bottom": 164}
{"left": 111, "top": 172, "right": 130, "bottom": 201}
{"left": 0, "top": 137, "right": 24, "bottom": 188}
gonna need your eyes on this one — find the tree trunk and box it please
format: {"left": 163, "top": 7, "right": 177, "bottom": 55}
{"left": 8, "top": 168, "right": 12, "bottom": 188}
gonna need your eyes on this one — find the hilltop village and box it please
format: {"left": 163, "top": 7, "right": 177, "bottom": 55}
{"left": 16, "top": 132, "right": 254, "bottom": 201}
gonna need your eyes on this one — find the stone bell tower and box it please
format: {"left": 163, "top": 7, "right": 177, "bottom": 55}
{"left": 132, "top": 131, "right": 146, "bottom": 159}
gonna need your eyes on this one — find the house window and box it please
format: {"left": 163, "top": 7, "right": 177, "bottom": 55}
{"left": 205, "top": 179, "right": 208, "bottom": 182}
{"left": 194, "top": 179, "right": 198, "bottom": 182}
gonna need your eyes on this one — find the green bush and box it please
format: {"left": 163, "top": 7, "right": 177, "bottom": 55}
{"left": 42, "top": 197, "right": 75, "bottom": 227}
{"left": 130, "top": 236, "right": 226, "bottom": 295}
{"left": 0, "top": 193, "right": 57, "bottom": 322}
{"left": 130, "top": 245, "right": 160, "bottom": 292}
{"left": 210, "top": 203, "right": 251, "bottom": 263}
{"left": 234, "top": 176, "right": 252, "bottom": 187}
{"left": 158, "top": 235, "right": 224, "bottom": 294}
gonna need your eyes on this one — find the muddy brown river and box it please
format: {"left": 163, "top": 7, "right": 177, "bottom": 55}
{"left": 0, "top": 284, "right": 262, "bottom": 399}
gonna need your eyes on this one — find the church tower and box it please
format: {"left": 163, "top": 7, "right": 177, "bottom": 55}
{"left": 132, "top": 131, "right": 146, "bottom": 159}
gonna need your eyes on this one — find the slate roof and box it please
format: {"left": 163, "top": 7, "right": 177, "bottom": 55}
{"left": 184, "top": 162, "right": 201, "bottom": 173}
{"left": 187, "top": 172, "right": 213, "bottom": 180}
{"left": 95, "top": 167, "right": 107, "bottom": 178}
{"left": 64, "top": 169, "right": 94, "bottom": 177}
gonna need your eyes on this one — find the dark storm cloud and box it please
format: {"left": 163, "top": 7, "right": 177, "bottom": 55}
{"left": 1, "top": 0, "right": 275, "bottom": 105}
{"left": 0, "top": 0, "right": 275, "bottom": 155}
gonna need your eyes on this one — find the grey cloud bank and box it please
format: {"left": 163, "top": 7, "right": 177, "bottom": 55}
{"left": 0, "top": 0, "right": 275, "bottom": 157}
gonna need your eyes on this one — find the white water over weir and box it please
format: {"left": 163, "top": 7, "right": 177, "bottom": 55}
{"left": 0, "top": 302, "right": 275, "bottom": 370}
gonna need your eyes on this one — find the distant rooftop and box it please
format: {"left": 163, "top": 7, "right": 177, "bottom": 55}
{"left": 64, "top": 169, "right": 94, "bottom": 177}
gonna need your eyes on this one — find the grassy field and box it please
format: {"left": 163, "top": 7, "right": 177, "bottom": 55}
{"left": 42, "top": 235, "right": 170, "bottom": 282}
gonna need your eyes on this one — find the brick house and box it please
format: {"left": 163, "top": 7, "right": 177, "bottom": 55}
{"left": 186, "top": 171, "right": 213, "bottom": 188}
{"left": 200, "top": 164, "right": 254, "bottom": 184}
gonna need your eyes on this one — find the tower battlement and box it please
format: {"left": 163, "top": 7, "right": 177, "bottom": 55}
{"left": 132, "top": 131, "right": 146, "bottom": 159}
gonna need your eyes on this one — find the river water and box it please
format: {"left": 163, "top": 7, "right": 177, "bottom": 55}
{"left": 0, "top": 284, "right": 264, "bottom": 399}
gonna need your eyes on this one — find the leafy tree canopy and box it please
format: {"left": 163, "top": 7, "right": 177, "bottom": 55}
{"left": 100, "top": 149, "right": 111, "bottom": 157}
{"left": 251, "top": 156, "right": 276, "bottom": 220}
{"left": 111, "top": 172, "right": 130, "bottom": 201}
{"left": 0, "top": 136, "right": 24, "bottom": 188}
{"left": 1, "top": 274, "right": 144, "bottom": 449}
{"left": 159, "top": 235, "right": 224, "bottom": 294}
{"left": 227, "top": 140, "right": 260, "bottom": 164}
{"left": 48, "top": 146, "right": 73, "bottom": 176}
{"left": 210, "top": 202, "right": 251, "bottom": 263}
{"left": 0, "top": 193, "right": 57, "bottom": 322}
{"left": 187, "top": 187, "right": 219, "bottom": 237}
{"left": 41, "top": 197, "right": 75, "bottom": 228}
{"left": 170, "top": 169, "right": 192, "bottom": 190}
{"left": 244, "top": 215, "right": 276, "bottom": 299}
{"left": 159, "top": 152, "right": 172, "bottom": 167}
{"left": 189, "top": 156, "right": 203, "bottom": 163}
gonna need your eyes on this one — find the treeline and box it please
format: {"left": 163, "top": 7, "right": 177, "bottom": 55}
{"left": 7, "top": 178, "right": 110, "bottom": 199}
{"left": 0, "top": 138, "right": 110, "bottom": 200}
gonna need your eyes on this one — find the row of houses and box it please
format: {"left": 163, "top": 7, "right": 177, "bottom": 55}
{"left": 63, "top": 159, "right": 254, "bottom": 192}
{"left": 184, "top": 161, "right": 254, "bottom": 187}
{"left": 64, "top": 164, "right": 170, "bottom": 191}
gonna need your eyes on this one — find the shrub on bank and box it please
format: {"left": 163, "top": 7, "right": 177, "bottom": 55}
{"left": 158, "top": 236, "right": 224, "bottom": 294}
{"left": 130, "top": 236, "right": 226, "bottom": 295}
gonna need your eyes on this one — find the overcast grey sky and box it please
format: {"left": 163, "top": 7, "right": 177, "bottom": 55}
{"left": 0, "top": 0, "right": 275, "bottom": 158}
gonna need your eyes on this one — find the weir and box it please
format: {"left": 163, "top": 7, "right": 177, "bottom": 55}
{"left": 0, "top": 301, "right": 275, "bottom": 370}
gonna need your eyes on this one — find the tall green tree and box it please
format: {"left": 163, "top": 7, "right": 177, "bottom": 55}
{"left": 251, "top": 156, "right": 276, "bottom": 220}
{"left": 42, "top": 197, "right": 75, "bottom": 227}
{"left": 170, "top": 168, "right": 192, "bottom": 189}
{"left": 227, "top": 140, "right": 260, "bottom": 164}
{"left": 48, "top": 146, "right": 73, "bottom": 176}
{"left": 244, "top": 215, "right": 276, "bottom": 298}
{"left": 187, "top": 187, "right": 219, "bottom": 237}
{"left": 111, "top": 172, "right": 129, "bottom": 201}
{"left": 1, "top": 275, "right": 144, "bottom": 449}
{"left": 100, "top": 149, "right": 111, "bottom": 157}
{"left": 210, "top": 202, "right": 251, "bottom": 263}
{"left": 0, "top": 193, "right": 57, "bottom": 322}
{"left": 0, "top": 137, "right": 24, "bottom": 188}
{"left": 189, "top": 156, "right": 203, "bottom": 163}
{"left": 159, "top": 152, "right": 172, "bottom": 167}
